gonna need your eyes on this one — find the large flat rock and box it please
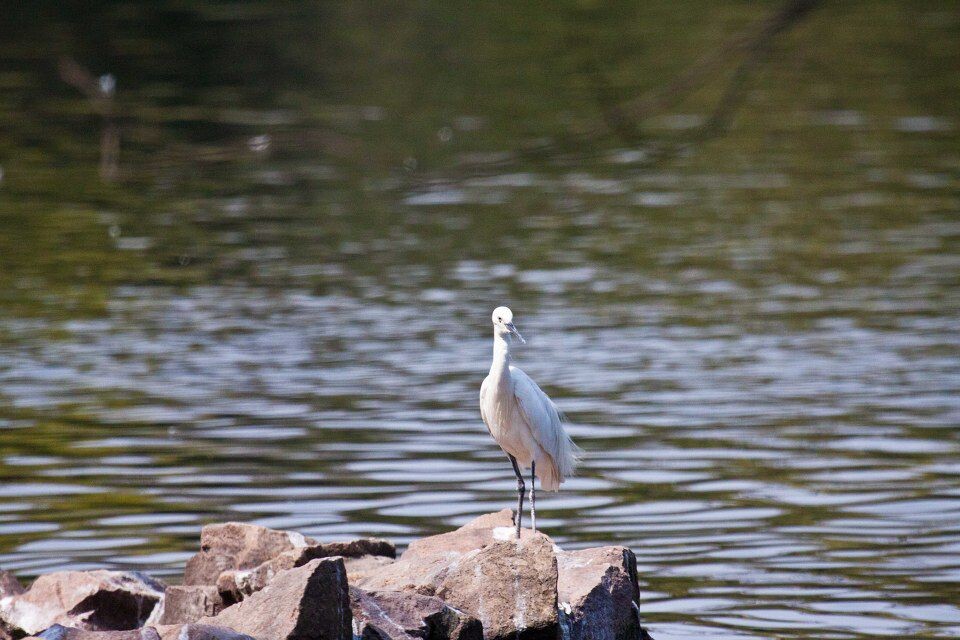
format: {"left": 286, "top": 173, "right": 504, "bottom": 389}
{"left": 354, "top": 510, "right": 551, "bottom": 596}
{"left": 435, "top": 534, "right": 558, "bottom": 640}
{"left": 401, "top": 510, "right": 546, "bottom": 564}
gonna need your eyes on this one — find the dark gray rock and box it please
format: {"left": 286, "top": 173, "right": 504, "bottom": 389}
{"left": 152, "top": 624, "right": 256, "bottom": 640}
{"left": 556, "top": 546, "right": 650, "bottom": 640}
{"left": 30, "top": 624, "right": 160, "bottom": 640}
{"left": 349, "top": 586, "right": 481, "bottom": 640}
{"left": 315, "top": 539, "right": 394, "bottom": 560}
{"left": 173, "top": 625, "right": 255, "bottom": 640}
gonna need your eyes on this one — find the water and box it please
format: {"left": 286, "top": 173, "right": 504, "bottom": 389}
{"left": 1, "top": 2, "right": 960, "bottom": 638}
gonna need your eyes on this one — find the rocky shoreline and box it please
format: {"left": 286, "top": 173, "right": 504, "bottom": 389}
{"left": 0, "top": 510, "right": 653, "bottom": 640}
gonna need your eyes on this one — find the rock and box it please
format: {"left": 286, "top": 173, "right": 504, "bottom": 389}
{"left": 0, "top": 572, "right": 24, "bottom": 599}
{"left": 349, "top": 587, "right": 481, "bottom": 640}
{"left": 0, "top": 573, "right": 22, "bottom": 640}
{"left": 196, "top": 558, "right": 350, "bottom": 640}
{"left": 170, "top": 625, "right": 256, "bottom": 640}
{"left": 30, "top": 625, "right": 160, "bottom": 640}
{"left": 1, "top": 572, "right": 25, "bottom": 640}
{"left": 401, "top": 510, "right": 525, "bottom": 563}
{"left": 216, "top": 540, "right": 395, "bottom": 604}
{"left": 152, "top": 624, "right": 256, "bottom": 640}
{"left": 0, "top": 571, "right": 164, "bottom": 636}
{"left": 348, "top": 555, "right": 449, "bottom": 596}
{"left": 215, "top": 547, "right": 317, "bottom": 603}
{"left": 557, "top": 546, "right": 649, "bottom": 640}
{"left": 155, "top": 586, "right": 223, "bottom": 625}
{"left": 353, "top": 510, "right": 547, "bottom": 596}
{"left": 435, "top": 533, "right": 558, "bottom": 640}
{"left": 184, "top": 523, "right": 315, "bottom": 586}
{"left": 456, "top": 510, "right": 516, "bottom": 529}
{"left": 184, "top": 522, "right": 394, "bottom": 591}
{"left": 315, "top": 539, "right": 394, "bottom": 560}
{"left": 343, "top": 556, "right": 395, "bottom": 585}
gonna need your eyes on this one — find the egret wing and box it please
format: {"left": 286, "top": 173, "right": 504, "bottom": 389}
{"left": 509, "top": 366, "right": 565, "bottom": 459}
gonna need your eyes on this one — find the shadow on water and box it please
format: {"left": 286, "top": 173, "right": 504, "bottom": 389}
{"left": 1, "top": 2, "right": 959, "bottom": 638}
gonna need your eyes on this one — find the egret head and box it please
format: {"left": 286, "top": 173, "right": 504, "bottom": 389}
{"left": 492, "top": 306, "right": 525, "bottom": 344}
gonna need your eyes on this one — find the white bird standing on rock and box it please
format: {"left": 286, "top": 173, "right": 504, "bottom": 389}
{"left": 480, "top": 306, "right": 580, "bottom": 537}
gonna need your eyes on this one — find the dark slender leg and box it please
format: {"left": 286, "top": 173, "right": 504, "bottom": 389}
{"left": 530, "top": 461, "right": 537, "bottom": 533}
{"left": 508, "top": 454, "right": 525, "bottom": 537}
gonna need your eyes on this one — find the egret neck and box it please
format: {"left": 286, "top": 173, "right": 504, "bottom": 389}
{"left": 488, "top": 332, "right": 513, "bottom": 422}
{"left": 490, "top": 331, "right": 512, "bottom": 377}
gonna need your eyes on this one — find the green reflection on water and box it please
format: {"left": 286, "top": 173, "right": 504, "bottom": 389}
{"left": 1, "top": 2, "right": 959, "bottom": 638}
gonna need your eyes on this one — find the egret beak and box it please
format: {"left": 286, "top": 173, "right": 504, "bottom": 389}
{"left": 506, "top": 322, "right": 526, "bottom": 344}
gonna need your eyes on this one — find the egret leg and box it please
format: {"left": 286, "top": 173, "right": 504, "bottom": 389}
{"left": 530, "top": 461, "right": 537, "bottom": 533}
{"left": 508, "top": 454, "right": 525, "bottom": 537}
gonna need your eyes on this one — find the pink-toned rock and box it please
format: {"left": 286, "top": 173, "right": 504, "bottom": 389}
{"left": 354, "top": 510, "right": 548, "bottom": 596}
{"left": 401, "top": 510, "right": 535, "bottom": 563}
{"left": 215, "top": 550, "right": 303, "bottom": 603}
{"left": 349, "top": 555, "right": 450, "bottom": 596}
{"left": 557, "top": 546, "right": 651, "bottom": 640}
{"left": 349, "top": 587, "right": 481, "bottom": 640}
{"left": 0, "top": 572, "right": 25, "bottom": 640}
{"left": 343, "top": 555, "right": 395, "bottom": 584}
{"left": 0, "top": 571, "right": 164, "bottom": 635}
{"left": 457, "top": 510, "right": 516, "bottom": 530}
{"left": 183, "top": 523, "right": 315, "bottom": 586}
{"left": 154, "top": 586, "right": 224, "bottom": 625}
{"left": 184, "top": 522, "right": 394, "bottom": 593}
{"left": 196, "top": 558, "right": 350, "bottom": 640}
{"left": 0, "top": 572, "right": 24, "bottom": 599}
{"left": 214, "top": 536, "right": 396, "bottom": 604}
{"left": 435, "top": 533, "right": 558, "bottom": 640}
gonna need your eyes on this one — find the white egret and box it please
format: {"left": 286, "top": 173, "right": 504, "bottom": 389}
{"left": 480, "top": 306, "right": 580, "bottom": 537}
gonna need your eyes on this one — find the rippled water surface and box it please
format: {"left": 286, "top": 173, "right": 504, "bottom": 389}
{"left": 1, "top": 2, "right": 960, "bottom": 638}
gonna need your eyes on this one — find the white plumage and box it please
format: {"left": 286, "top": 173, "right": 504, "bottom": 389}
{"left": 479, "top": 306, "right": 580, "bottom": 534}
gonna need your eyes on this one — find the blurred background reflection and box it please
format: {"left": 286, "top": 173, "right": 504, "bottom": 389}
{"left": 1, "top": 2, "right": 959, "bottom": 638}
